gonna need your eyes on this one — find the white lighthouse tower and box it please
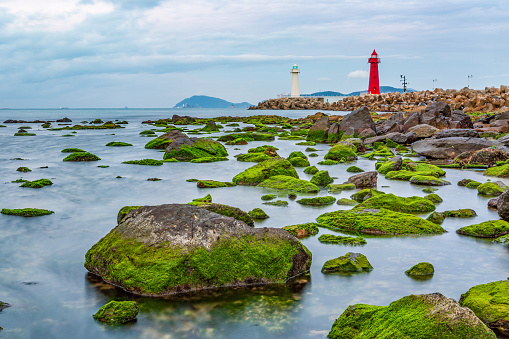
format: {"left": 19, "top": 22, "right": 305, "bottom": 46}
{"left": 290, "top": 63, "right": 300, "bottom": 97}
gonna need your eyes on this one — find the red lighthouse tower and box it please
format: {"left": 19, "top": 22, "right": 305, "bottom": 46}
{"left": 368, "top": 49, "right": 381, "bottom": 94}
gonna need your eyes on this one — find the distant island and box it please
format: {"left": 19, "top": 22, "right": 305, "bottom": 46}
{"left": 174, "top": 95, "right": 252, "bottom": 109}
{"left": 304, "top": 86, "right": 416, "bottom": 97}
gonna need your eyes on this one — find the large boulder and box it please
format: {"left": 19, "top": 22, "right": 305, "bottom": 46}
{"left": 328, "top": 293, "right": 496, "bottom": 339}
{"left": 347, "top": 171, "right": 377, "bottom": 188}
{"left": 497, "top": 189, "right": 509, "bottom": 221}
{"left": 339, "top": 106, "right": 376, "bottom": 136}
{"left": 232, "top": 157, "right": 298, "bottom": 185}
{"left": 84, "top": 204, "right": 312, "bottom": 296}
{"left": 434, "top": 129, "right": 479, "bottom": 139}
{"left": 407, "top": 124, "right": 440, "bottom": 138}
{"left": 412, "top": 137, "right": 503, "bottom": 159}
{"left": 420, "top": 101, "right": 452, "bottom": 129}
{"left": 164, "top": 137, "right": 228, "bottom": 161}
{"left": 306, "top": 116, "right": 329, "bottom": 142}
{"left": 145, "top": 130, "right": 188, "bottom": 149}
{"left": 449, "top": 110, "right": 474, "bottom": 129}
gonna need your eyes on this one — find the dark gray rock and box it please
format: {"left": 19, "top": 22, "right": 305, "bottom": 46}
{"left": 402, "top": 112, "right": 420, "bottom": 132}
{"left": 159, "top": 130, "right": 188, "bottom": 141}
{"left": 389, "top": 156, "right": 403, "bottom": 171}
{"left": 347, "top": 171, "right": 377, "bottom": 188}
{"left": 449, "top": 110, "right": 474, "bottom": 129}
{"left": 420, "top": 101, "right": 451, "bottom": 129}
{"left": 309, "top": 116, "right": 329, "bottom": 136}
{"left": 363, "top": 132, "right": 407, "bottom": 145}
{"left": 407, "top": 124, "right": 440, "bottom": 138}
{"left": 434, "top": 129, "right": 479, "bottom": 139}
{"left": 488, "top": 198, "right": 499, "bottom": 210}
{"left": 412, "top": 137, "right": 503, "bottom": 159}
{"left": 339, "top": 106, "right": 376, "bottom": 136}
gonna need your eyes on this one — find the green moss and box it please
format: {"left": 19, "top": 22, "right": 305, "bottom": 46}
{"left": 405, "top": 262, "right": 434, "bottom": 276}
{"left": 306, "top": 129, "right": 327, "bottom": 142}
{"left": 236, "top": 153, "right": 272, "bottom": 162}
{"left": 442, "top": 209, "right": 477, "bottom": 218}
{"left": 317, "top": 208, "right": 446, "bottom": 235}
{"left": 16, "top": 167, "right": 31, "bottom": 172}
{"left": 328, "top": 294, "right": 496, "bottom": 339}
{"left": 144, "top": 138, "right": 173, "bottom": 149}
{"left": 346, "top": 166, "right": 364, "bottom": 173}
{"left": 426, "top": 212, "right": 445, "bottom": 225}
{"left": 466, "top": 181, "right": 482, "bottom": 189}
{"left": 196, "top": 180, "right": 236, "bottom": 188}
{"left": 318, "top": 160, "right": 341, "bottom": 165}
{"left": 385, "top": 163, "right": 445, "bottom": 181}
{"left": 322, "top": 252, "right": 373, "bottom": 273}
{"left": 258, "top": 175, "right": 320, "bottom": 193}
{"left": 282, "top": 223, "right": 320, "bottom": 237}
{"left": 422, "top": 188, "right": 438, "bottom": 193}
{"left": 139, "top": 130, "right": 156, "bottom": 135}
{"left": 410, "top": 175, "right": 451, "bottom": 186}
{"left": 199, "top": 203, "right": 254, "bottom": 227}
{"left": 308, "top": 153, "right": 319, "bottom": 157}
{"left": 14, "top": 132, "right": 36, "bottom": 136}
{"left": 456, "top": 220, "right": 509, "bottom": 238}
{"left": 377, "top": 161, "right": 397, "bottom": 175}
{"left": 190, "top": 156, "right": 228, "bottom": 163}
{"left": 261, "top": 194, "right": 277, "bottom": 201}
{"left": 362, "top": 146, "right": 394, "bottom": 158}
{"left": 20, "top": 179, "right": 53, "bottom": 188}
{"left": 122, "top": 159, "right": 163, "bottom": 166}
{"left": 484, "top": 164, "right": 509, "bottom": 178}
{"left": 106, "top": 142, "right": 133, "bottom": 147}
{"left": 262, "top": 200, "right": 289, "bottom": 206}
{"left": 288, "top": 156, "right": 310, "bottom": 167}
{"left": 424, "top": 194, "right": 443, "bottom": 204}
{"left": 336, "top": 198, "right": 358, "bottom": 206}
{"left": 459, "top": 280, "right": 509, "bottom": 336}
{"left": 327, "top": 183, "right": 356, "bottom": 194}
{"left": 63, "top": 152, "right": 101, "bottom": 162}
{"left": 248, "top": 145, "right": 279, "bottom": 153}
{"left": 350, "top": 189, "right": 384, "bottom": 202}
{"left": 1, "top": 208, "right": 54, "bottom": 217}
{"left": 356, "top": 193, "right": 436, "bottom": 213}
{"left": 305, "top": 147, "right": 318, "bottom": 152}
{"left": 248, "top": 208, "right": 269, "bottom": 220}
{"left": 117, "top": 206, "right": 142, "bottom": 224}
{"left": 324, "top": 144, "right": 357, "bottom": 162}
{"left": 318, "top": 234, "right": 366, "bottom": 246}
{"left": 162, "top": 158, "right": 178, "bottom": 162}
{"left": 147, "top": 178, "right": 162, "bottom": 181}
{"left": 304, "top": 166, "right": 319, "bottom": 175}
{"left": 190, "top": 194, "right": 212, "bottom": 205}
{"left": 296, "top": 141, "right": 316, "bottom": 146}
{"left": 93, "top": 300, "right": 139, "bottom": 325}
{"left": 477, "top": 182, "right": 506, "bottom": 196}
{"left": 310, "top": 170, "right": 334, "bottom": 186}
{"left": 165, "top": 139, "right": 228, "bottom": 162}
{"left": 296, "top": 196, "right": 336, "bottom": 206}
{"left": 494, "top": 234, "right": 509, "bottom": 243}
{"left": 61, "top": 148, "right": 85, "bottom": 153}
{"left": 232, "top": 158, "right": 298, "bottom": 186}
{"left": 217, "top": 132, "right": 274, "bottom": 142}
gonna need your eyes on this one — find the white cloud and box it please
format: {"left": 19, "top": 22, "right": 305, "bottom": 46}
{"left": 347, "top": 70, "right": 369, "bottom": 79}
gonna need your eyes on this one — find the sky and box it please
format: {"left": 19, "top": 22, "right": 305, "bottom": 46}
{"left": 0, "top": 0, "right": 508, "bottom": 108}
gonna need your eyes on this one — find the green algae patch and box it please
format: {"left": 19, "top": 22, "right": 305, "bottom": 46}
{"left": 20, "top": 179, "right": 53, "bottom": 188}
{"left": 61, "top": 148, "right": 85, "bottom": 153}
{"left": 405, "top": 262, "right": 434, "bottom": 276}
{"left": 162, "top": 158, "right": 178, "bottom": 162}
{"left": 93, "top": 301, "right": 139, "bottom": 325}
{"left": 16, "top": 167, "right": 31, "bottom": 172}
{"left": 310, "top": 170, "right": 333, "bottom": 186}
{"left": 296, "top": 196, "right": 336, "bottom": 206}
{"left": 494, "top": 234, "right": 509, "bottom": 243}
{"left": 144, "top": 138, "right": 172, "bottom": 149}
{"left": 63, "top": 152, "right": 101, "bottom": 162}
{"left": 336, "top": 198, "right": 358, "bottom": 206}
{"left": 303, "top": 166, "right": 319, "bottom": 175}
{"left": 189, "top": 194, "right": 212, "bottom": 206}
{"left": 217, "top": 132, "right": 274, "bottom": 142}
{"left": 322, "top": 252, "right": 372, "bottom": 273}
{"left": 1, "top": 208, "right": 54, "bottom": 217}
{"left": 318, "top": 234, "right": 366, "bottom": 246}
{"left": 288, "top": 156, "right": 310, "bottom": 167}
{"left": 139, "top": 130, "right": 156, "bottom": 135}
{"left": 258, "top": 175, "right": 320, "bottom": 193}
{"left": 424, "top": 193, "right": 443, "bottom": 204}
{"left": 456, "top": 220, "right": 509, "bottom": 238}
{"left": 346, "top": 166, "right": 364, "bottom": 173}
{"left": 328, "top": 293, "right": 496, "bottom": 339}
{"left": 262, "top": 200, "right": 289, "bottom": 207}
{"left": 261, "top": 194, "right": 277, "bottom": 201}
{"left": 248, "top": 208, "right": 269, "bottom": 220}
{"left": 308, "top": 153, "right": 318, "bottom": 157}
{"left": 190, "top": 156, "right": 228, "bottom": 163}
{"left": 122, "top": 159, "right": 163, "bottom": 166}
{"left": 117, "top": 206, "right": 143, "bottom": 224}
{"left": 422, "top": 187, "right": 438, "bottom": 193}
{"left": 199, "top": 203, "right": 254, "bottom": 227}
{"left": 410, "top": 175, "right": 451, "bottom": 186}
{"left": 477, "top": 182, "right": 506, "bottom": 196}
{"left": 235, "top": 153, "right": 271, "bottom": 162}
{"left": 164, "top": 139, "right": 228, "bottom": 162}
{"left": 459, "top": 280, "right": 509, "bottom": 337}
{"left": 14, "top": 132, "right": 36, "bottom": 136}
{"left": 466, "top": 181, "right": 482, "bottom": 189}
{"left": 296, "top": 141, "right": 316, "bottom": 146}
{"left": 356, "top": 193, "right": 436, "bottom": 214}
{"left": 106, "top": 142, "right": 133, "bottom": 147}
{"left": 282, "top": 223, "right": 319, "bottom": 238}
{"left": 427, "top": 212, "right": 445, "bottom": 225}
{"left": 317, "top": 208, "right": 446, "bottom": 236}
{"left": 385, "top": 162, "right": 445, "bottom": 181}
{"left": 484, "top": 164, "right": 509, "bottom": 178}
{"left": 232, "top": 158, "right": 298, "bottom": 186}
{"left": 196, "top": 180, "right": 236, "bottom": 188}
{"left": 324, "top": 144, "right": 357, "bottom": 162}
{"left": 327, "top": 183, "right": 356, "bottom": 194}
{"left": 350, "top": 189, "right": 385, "bottom": 202}
{"left": 442, "top": 209, "right": 477, "bottom": 218}
{"left": 318, "top": 160, "right": 341, "bottom": 165}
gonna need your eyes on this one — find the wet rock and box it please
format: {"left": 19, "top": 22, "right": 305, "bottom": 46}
{"left": 339, "top": 107, "right": 376, "bottom": 136}
{"left": 407, "top": 124, "right": 440, "bottom": 138}
{"left": 347, "top": 171, "right": 377, "bottom": 188}
{"left": 456, "top": 220, "right": 509, "bottom": 238}
{"left": 405, "top": 262, "right": 434, "bottom": 276}
{"left": 93, "top": 301, "right": 139, "bottom": 325}
{"left": 164, "top": 137, "right": 228, "bottom": 161}
{"left": 434, "top": 129, "right": 479, "bottom": 139}
{"left": 232, "top": 158, "right": 298, "bottom": 186}
{"left": 321, "top": 252, "right": 373, "bottom": 273}
{"left": 498, "top": 189, "right": 509, "bottom": 221}
{"left": 488, "top": 198, "right": 498, "bottom": 210}
{"left": 412, "top": 137, "right": 503, "bottom": 159}
{"left": 306, "top": 116, "right": 329, "bottom": 142}
{"left": 363, "top": 132, "right": 408, "bottom": 145}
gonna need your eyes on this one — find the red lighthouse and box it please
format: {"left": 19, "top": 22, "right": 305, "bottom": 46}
{"left": 368, "top": 49, "right": 381, "bottom": 94}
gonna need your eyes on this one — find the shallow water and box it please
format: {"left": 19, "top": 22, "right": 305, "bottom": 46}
{"left": 0, "top": 108, "right": 508, "bottom": 338}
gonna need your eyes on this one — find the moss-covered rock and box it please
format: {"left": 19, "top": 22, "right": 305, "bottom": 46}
{"left": 422, "top": 187, "right": 438, "bottom": 193}
{"left": 327, "top": 183, "right": 356, "bottom": 194}
{"left": 328, "top": 293, "right": 496, "bottom": 339}
{"left": 317, "top": 208, "right": 446, "bottom": 235}
{"left": 262, "top": 200, "right": 289, "bottom": 207}
{"left": 350, "top": 189, "right": 385, "bottom": 203}
{"left": 1, "top": 208, "right": 54, "bottom": 217}
{"left": 106, "top": 142, "right": 133, "bottom": 147}
{"left": 164, "top": 138, "right": 228, "bottom": 162}
{"left": 282, "top": 223, "right": 319, "bottom": 238}
{"left": 362, "top": 146, "right": 394, "bottom": 158}
{"left": 93, "top": 301, "right": 139, "bottom": 325}
{"left": 201, "top": 121, "right": 220, "bottom": 132}
{"left": 424, "top": 193, "right": 443, "bottom": 204}
{"left": 494, "top": 234, "right": 509, "bottom": 243}
{"left": 324, "top": 144, "right": 357, "bottom": 162}
{"left": 261, "top": 194, "right": 277, "bottom": 201}
{"left": 477, "top": 182, "right": 506, "bottom": 196}
{"left": 20, "top": 179, "right": 53, "bottom": 188}
{"left": 317, "top": 159, "right": 341, "bottom": 165}
{"left": 144, "top": 138, "right": 172, "bottom": 149}
{"left": 456, "top": 220, "right": 509, "bottom": 238}
{"left": 336, "top": 198, "right": 358, "bottom": 206}
{"left": 460, "top": 280, "right": 509, "bottom": 337}
{"left": 405, "top": 262, "right": 434, "bottom": 276}
{"left": 296, "top": 141, "right": 316, "bottom": 146}
{"left": 426, "top": 212, "right": 445, "bottom": 225}
{"left": 346, "top": 166, "right": 364, "bottom": 173}
{"left": 322, "top": 252, "right": 373, "bottom": 273}
{"left": 484, "top": 164, "right": 509, "bottom": 178}
{"left": 199, "top": 203, "right": 254, "bottom": 227}
{"left": 356, "top": 193, "right": 436, "bottom": 213}
{"left": 458, "top": 178, "right": 475, "bottom": 186}
{"left": 258, "top": 175, "right": 320, "bottom": 193}
{"left": 217, "top": 132, "right": 274, "bottom": 142}
{"left": 308, "top": 153, "right": 319, "bottom": 157}
{"left": 61, "top": 148, "right": 85, "bottom": 153}
{"left": 288, "top": 156, "right": 310, "bottom": 167}
{"left": 117, "top": 206, "right": 143, "bottom": 224}
{"left": 16, "top": 166, "right": 31, "bottom": 172}
{"left": 232, "top": 158, "right": 298, "bottom": 186}
{"left": 410, "top": 175, "right": 451, "bottom": 186}
{"left": 190, "top": 157, "right": 228, "bottom": 163}
{"left": 85, "top": 204, "right": 312, "bottom": 295}
{"left": 310, "top": 170, "right": 333, "bottom": 186}
{"left": 122, "top": 159, "right": 163, "bottom": 166}
{"left": 235, "top": 153, "right": 271, "bottom": 162}
{"left": 225, "top": 138, "right": 248, "bottom": 145}
{"left": 303, "top": 165, "right": 319, "bottom": 175}
{"left": 318, "top": 234, "right": 366, "bottom": 246}
{"left": 442, "top": 209, "right": 477, "bottom": 218}
{"left": 248, "top": 208, "right": 269, "bottom": 220}
{"left": 296, "top": 196, "right": 336, "bottom": 206}
{"left": 196, "top": 180, "right": 236, "bottom": 188}
{"left": 63, "top": 152, "right": 101, "bottom": 162}
{"left": 466, "top": 181, "right": 482, "bottom": 189}
{"left": 189, "top": 194, "right": 213, "bottom": 205}
{"left": 385, "top": 162, "right": 446, "bottom": 181}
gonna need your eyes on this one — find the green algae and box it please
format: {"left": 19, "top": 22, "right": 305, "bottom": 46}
{"left": 61, "top": 148, "right": 85, "bottom": 153}
{"left": 1, "top": 208, "right": 54, "bottom": 217}
{"left": 426, "top": 212, "right": 445, "bottom": 225}
{"left": 350, "top": 189, "right": 384, "bottom": 202}
{"left": 16, "top": 167, "right": 31, "bottom": 172}
{"left": 362, "top": 146, "right": 394, "bottom": 158}
{"left": 105, "top": 142, "right": 133, "bottom": 147}
{"left": 164, "top": 139, "right": 228, "bottom": 162}
{"left": 324, "top": 144, "right": 357, "bottom": 162}
{"left": 306, "top": 129, "right": 326, "bottom": 142}
{"left": 122, "top": 159, "right": 163, "bottom": 166}
{"left": 442, "top": 209, "right": 477, "bottom": 218}
{"left": 196, "top": 180, "right": 236, "bottom": 188}
{"left": 303, "top": 166, "right": 319, "bottom": 175}
{"left": 317, "top": 208, "right": 446, "bottom": 235}
{"left": 308, "top": 153, "right": 318, "bottom": 157}
{"left": 466, "top": 181, "right": 482, "bottom": 189}
{"left": 97, "top": 165, "right": 109, "bottom": 168}
{"left": 199, "top": 203, "right": 254, "bottom": 227}
{"left": 248, "top": 208, "right": 269, "bottom": 220}
{"left": 20, "top": 179, "right": 53, "bottom": 188}
{"left": 139, "top": 130, "right": 156, "bottom": 135}
{"left": 258, "top": 175, "right": 320, "bottom": 193}
{"left": 63, "top": 152, "right": 101, "bottom": 162}
{"left": 235, "top": 153, "right": 272, "bottom": 162}
{"left": 93, "top": 301, "right": 139, "bottom": 325}
{"left": 322, "top": 252, "right": 373, "bottom": 273}
{"left": 261, "top": 194, "right": 277, "bottom": 201}
{"left": 190, "top": 157, "right": 228, "bottom": 163}
{"left": 327, "top": 183, "right": 356, "bottom": 194}
{"left": 288, "top": 156, "right": 310, "bottom": 167}
{"left": 336, "top": 198, "right": 358, "bottom": 206}
{"left": 117, "top": 206, "right": 142, "bottom": 224}
{"left": 296, "top": 141, "right": 316, "bottom": 146}
{"left": 356, "top": 193, "right": 436, "bottom": 213}
{"left": 190, "top": 194, "right": 212, "bottom": 205}
{"left": 424, "top": 193, "right": 443, "bottom": 204}
{"left": 422, "top": 187, "right": 438, "bottom": 193}
{"left": 477, "top": 182, "right": 506, "bottom": 196}
{"left": 318, "top": 160, "right": 341, "bottom": 165}
{"left": 484, "top": 164, "right": 509, "bottom": 178}
{"left": 346, "top": 166, "right": 364, "bottom": 173}
{"left": 410, "top": 175, "right": 451, "bottom": 186}
{"left": 385, "top": 162, "right": 445, "bottom": 181}
{"left": 262, "top": 200, "right": 289, "bottom": 207}
{"left": 217, "top": 132, "right": 274, "bottom": 142}
{"left": 232, "top": 158, "right": 298, "bottom": 186}
{"left": 225, "top": 138, "right": 248, "bottom": 145}
{"left": 318, "top": 234, "right": 366, "bottom": 246}
{"left": 456, "top": 220, "right": 509, "bottom": 238}
{"left": 310, "top": 170, "right": 333, "bottom": 186}
{"left": 282, "top": 223, "right": 320, "bottom": 237}
{"left": 405, "top": 262, "right": 434, "bottom": 276}
{"left": 296, "top": 196, "right": 336, "bottom": 206}
{"left": 144, "top": 138, "right": 173, "bottom": 149}
{"left": 494, "top": 234, "right": 509, "bottom": 243}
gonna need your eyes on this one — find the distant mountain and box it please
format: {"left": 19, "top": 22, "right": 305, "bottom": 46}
{"left": 174, "top": 95, "right": 252, "bottom": 108}
{"left": 306, "top": 86, "right": 416, "bottom": 97}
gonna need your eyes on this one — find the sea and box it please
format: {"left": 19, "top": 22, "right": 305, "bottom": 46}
{"left": 0, "top": 108, "right": 508, "bottom": 338}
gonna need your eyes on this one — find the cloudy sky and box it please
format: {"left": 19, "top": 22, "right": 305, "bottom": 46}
{"left": 0, "top": 0, "right": 508, "bottom": 108}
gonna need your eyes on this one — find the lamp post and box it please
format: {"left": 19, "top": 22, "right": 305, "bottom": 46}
{"left": 400, "top": 75, "right": 408, "bottom": 93}
{"left": 432, "top": 79, "right": 437, "bottom": 90}
{"left": 468, "top": 75, "right": 473, "bottom": 88}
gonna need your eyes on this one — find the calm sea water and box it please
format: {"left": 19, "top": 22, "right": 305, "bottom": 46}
{"left": 0, "top": 108, "right": 508, "bottom": 338}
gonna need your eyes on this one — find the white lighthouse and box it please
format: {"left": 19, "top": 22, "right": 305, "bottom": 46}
{"left": 290, "top": 63, "right": 300, "bottom": 97}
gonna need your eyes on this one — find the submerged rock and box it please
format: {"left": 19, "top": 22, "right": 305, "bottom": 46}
{"left": 321, "top": 252, "right": 372, "bottom": 273}
{"left": 356, "top": 193, "right": 436, "bottom": 213}
{"left": 93, "top": 301, "right": 139, "bottom": 325}
{"left": 310, "top": 170, "right": 333, "bottom": 186}
{"left": 164, "top": 137, "right": 228, "bottom": 161}
{"left": 282, "top": 223, "right": 319, "bottom": 238}
{"left": 328, "top": 293, "right": 495, "bottom": 339}
{"left": 456, "top": 220, "right": 509, "bottom": 238}
{"left": 85, "top": 204, "right": 312, "bottom": 296}
{"left": 405, "top": 262, "right": 434, "bottom": 276}
{"left": 248, "top": 208, "right": 269, "bottom": 220}
{"left": 257, "top": 175, "right": 320, "bottom": 193}
{"left": 232, "top": 158, "right": 298, "bottom": 186}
